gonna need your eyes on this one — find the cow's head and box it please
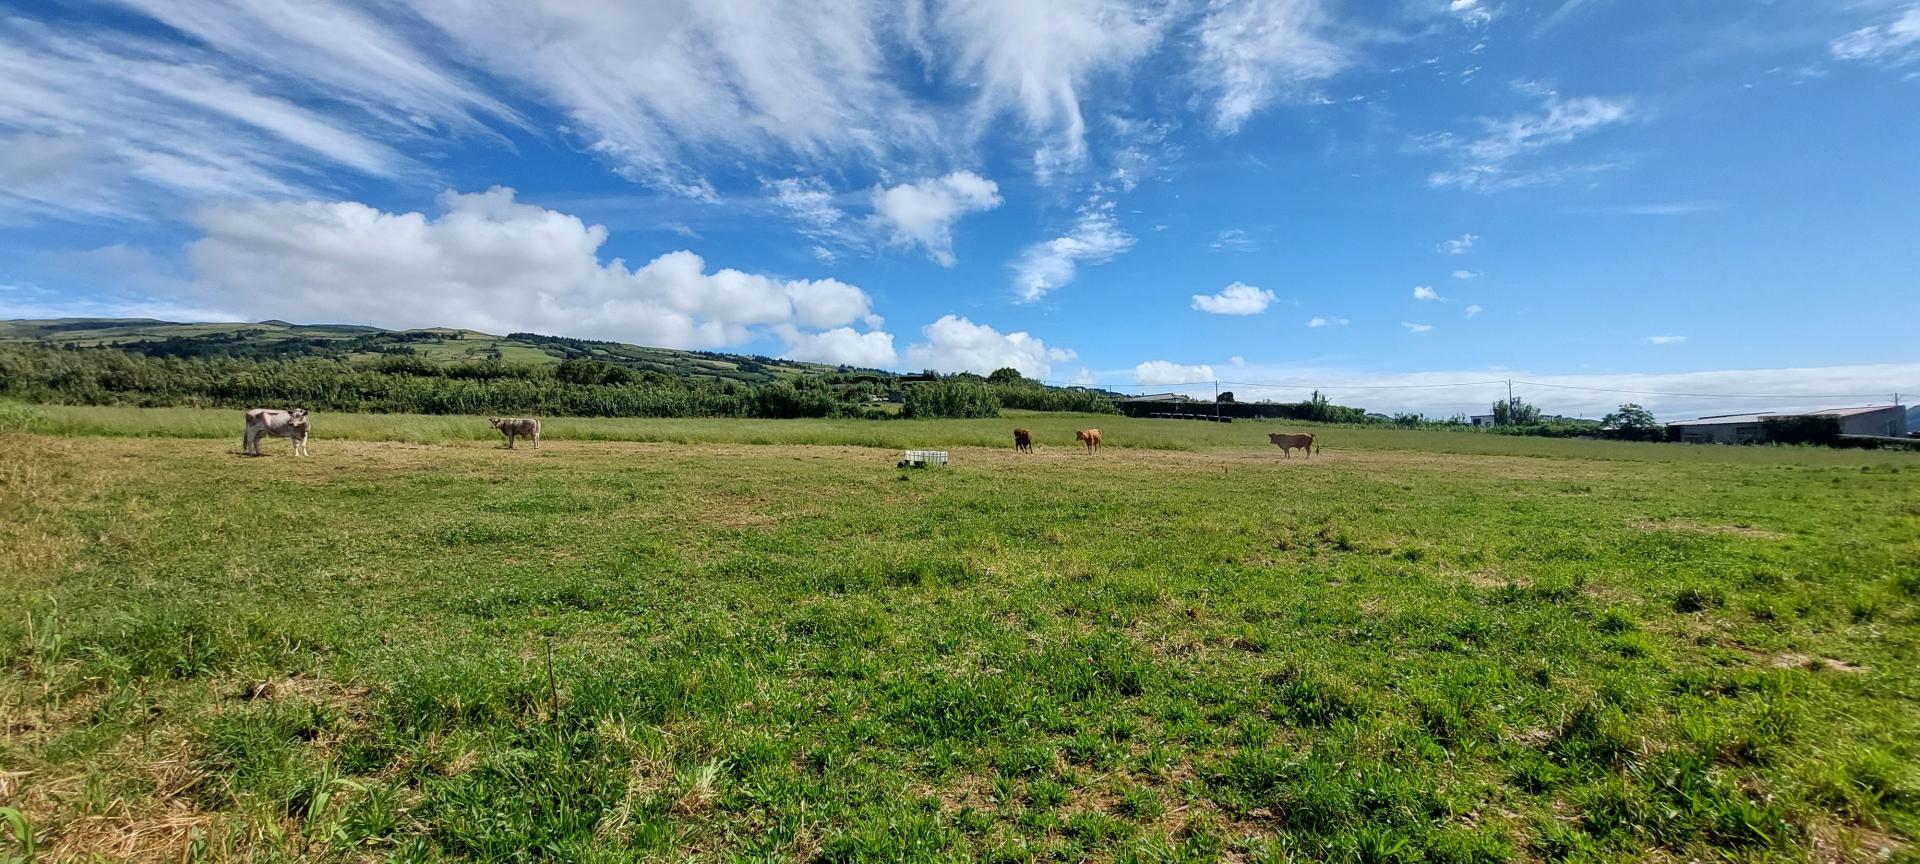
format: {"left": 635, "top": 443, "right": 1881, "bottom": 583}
{"left": 489, "top": 417, "right": 504, "bottom": 428}
{"left": 288, "top": 408, "right": 308, "bottom": 425}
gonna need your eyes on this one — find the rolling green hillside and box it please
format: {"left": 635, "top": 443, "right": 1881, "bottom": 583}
{"left": 0, "top": 317, "right": 854, "bottom": 385}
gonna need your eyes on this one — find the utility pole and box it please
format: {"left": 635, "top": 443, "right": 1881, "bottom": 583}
{"left": 1506, "top": 379, "right": 1514, "bottom": 407}
{"left": 1214, "top": 380, "right": 1220, "bottom": 422}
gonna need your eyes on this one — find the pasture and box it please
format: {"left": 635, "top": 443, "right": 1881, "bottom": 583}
{"left": 1, "top": 409, "right": 1917, "bottom": 862}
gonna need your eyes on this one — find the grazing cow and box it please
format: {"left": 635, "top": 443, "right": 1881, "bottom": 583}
{"left": 243, "top": 408, "right": 309, "bottom": 457}
{"left": 1268, "top": 432, "right": 1316, "bottom": 458}
{"left": 490, "top": 417, "right": 541, "bottom": 449}
{"left": 1076, "top": 428, "right": 1103, "bottom": 453}
{"left": 1012, "top": 428, "right": 1034, "bottom": 453}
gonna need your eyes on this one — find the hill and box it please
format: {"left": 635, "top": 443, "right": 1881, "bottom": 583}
{"left": 0, "top": 317, "right": 855, "bottom": 385}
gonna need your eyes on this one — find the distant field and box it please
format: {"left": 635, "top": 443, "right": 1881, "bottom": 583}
{"left": 2, "top": 415, "right": 1916, "bottom": 861}
{"left": 13, "top": 403, "right": 1914, "bottom": 466}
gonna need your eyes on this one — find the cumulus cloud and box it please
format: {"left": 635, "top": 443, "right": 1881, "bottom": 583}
{"left": 1647, "top": 335, "right": 1686, "bottom": 345}
{"left": 1464, "top": 304, "right": 1483, "bottom": 317}
{"left": 1413, "top": 285, "right": 1444, "bottom": 301}
{"left": 1437, "top": 233, "right": 1478, "bottom": 255}
{"left": 1306, "top": 315, "right": 1348, "bottom": 327}
{"left": 184, "top": 187, "right": 878, "bottom": 350}
{"left": 1135, "top": 360, "right": 1216, "bottom": 385}
{"left": 1831, "top": 5, "right": 1920, "bottom": 67}
{"left": 1012, "top": 200, "right": 1135, "bottom": 302}
{"left": 1424, "top": 89, "right": 1635, "bottom": 192}
{"left": 903, "top": 314, "right": 1077, "bottom": 379}
{"left": 783, "top": 327, "right": 898, "bottom": 368}
{"left": 870, "top": 171, "right": 1003, "bottom": 266}
{"left": 1192, "top": 282, "right": 1278, "bottom": 315}
{"left": 1403, "top": 321, "right": 1434, "bottom": 334}
{"left": 1195, "top": 0, "right": 1346, "bottom": 132}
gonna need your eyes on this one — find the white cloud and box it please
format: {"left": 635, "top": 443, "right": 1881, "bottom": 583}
{"left": 1192, "top": 282, "right": 1278, "bottom": 315}
{"left": 1209, "top": 228, "right": 1258, "bottom": 252}
{"left": 1012, "top": 200, "right": 1135, "bottom": 302}
{"left": 1306, "top": 315, "right": 1349, "bottom": 328}
{"left": 0, "top": 17, "right": 420, "bottom": 218}
{"left": 767, "top": 177, "right": 846, "bottom": 232}
{"left": 1403, "top": 321, "right": 1434, "bottom": 334}
{"left": 903, "top": 314, "right": 1076, "bottom": 379}
{"left": 183, "top": 187, "right": 877, "bottom": 349}
{"left": 1448, "top": 0, "right": 1495, "bottom": 26}
{"left": 1647, "top": 335, "right": 1686, "bottom": 345}
{"left": 1195, "top": 0, "right": 1346, "bottom": 132}
{"left": 1832, "top": 5, "right": 1920, "bottom": 67}
{"left": 1464, "top": 304, "right": 1483, "bottom": 317}
{"left": 1134, "top": 360, "right": 1216, "bottom": 385}
{"left": 783, "top": 327, "right": 898, "bottom": 368}
{"left": 869, "top": 171, "right": 1003, "bottom": 266}
{"left": 1425, "top": 90, "right": 1636, "bottom": 192}
{"left": 1452, "top": 270, "right": 1478, "bottom": 279}
{"left": 939, "top": 0, "right": 1168, "bottom": 178}
{"left": 1413, "top": 285, "right": 1444, "bottom": 301}
{"left": 1437, "top": 233, "right": 1478, "bottom": 255}
{"left": 406, "top": 0, "right": 937, "bottom": 195}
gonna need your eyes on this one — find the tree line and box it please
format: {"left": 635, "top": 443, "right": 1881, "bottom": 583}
{"left": 0, "top": 346, "right": 1121, "bottom": 420}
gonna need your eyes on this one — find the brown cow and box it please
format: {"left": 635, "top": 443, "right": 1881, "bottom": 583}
{"left": 1012, "top": 428, "right": 1033, "bottom": 453}
{"left": 1076, "top": 429, "right": 1102, "bottom": 453}
{"left": 1268, "top": 432, "right": 1315, "bottom": 458}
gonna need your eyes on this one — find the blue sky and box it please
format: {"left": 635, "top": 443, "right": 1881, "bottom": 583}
{"left": 2, "top": 0, "right": 1917, "bottom": 418}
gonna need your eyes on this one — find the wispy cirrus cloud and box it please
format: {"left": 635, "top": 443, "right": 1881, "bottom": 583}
{"left": 1012, "top": 199, "right": 1135, "bottom": 302}
{"left": 0, "top": 17, "right": 421, "bottom": 219}
{"left": 1436, "top": 233, "right": 1478, "bottom": 254}
{"left": 1831, "top": 4, "right": 1920, "bottom": 68}
{"left": 1647, "top": 335, "right": 1687, "bottom": 345}
{"left": 1306, "top": 315, "right": 1349, "bottom": 328}
{"left": 1422, "top": 86, "right": 1637, "bottom": 193}
{"left": 1403, "top": 321, "right": 1434, "bottom": 334}
{"left": 1194, "top": 0, "right": 1347, "bottom": 132}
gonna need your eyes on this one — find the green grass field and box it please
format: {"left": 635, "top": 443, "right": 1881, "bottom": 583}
{"left": 2, "top": 408, "right": 1917, "bottom": 862}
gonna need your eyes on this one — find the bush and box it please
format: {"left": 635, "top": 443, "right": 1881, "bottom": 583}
{"left": 902, "top": 380, "right": 1000, "bottom": 419}
{"left": 1760, "top": 415, "right": 1841, "bottom": 446}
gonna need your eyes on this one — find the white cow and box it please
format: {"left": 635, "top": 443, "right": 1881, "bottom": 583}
{"left": 243, "top": 408, "right": 310, "bottom": 456}
{"left": 490, "top": 417, "right": 541, "bottom": 449}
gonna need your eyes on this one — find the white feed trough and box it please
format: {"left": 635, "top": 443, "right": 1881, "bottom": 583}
{"left": 898, "top": 449, "right": 950, "bottom": 468}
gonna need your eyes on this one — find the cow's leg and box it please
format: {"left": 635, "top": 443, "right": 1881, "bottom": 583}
{"left": 506, "top": 432, "right": 515, "bottom": 449}
{"left": 244, "top": 427, "right": 258, "bottom": 456}
{"left": 532, "top": 432, "right": 540, "bottom": 449}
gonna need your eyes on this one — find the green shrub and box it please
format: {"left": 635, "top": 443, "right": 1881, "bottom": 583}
{"left": 902, "top": 380, "right": 1001, "bottom": 419}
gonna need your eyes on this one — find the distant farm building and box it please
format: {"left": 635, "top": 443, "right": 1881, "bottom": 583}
{"left": 1667, "top": 405, "right": 1908, "bottom": 444}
